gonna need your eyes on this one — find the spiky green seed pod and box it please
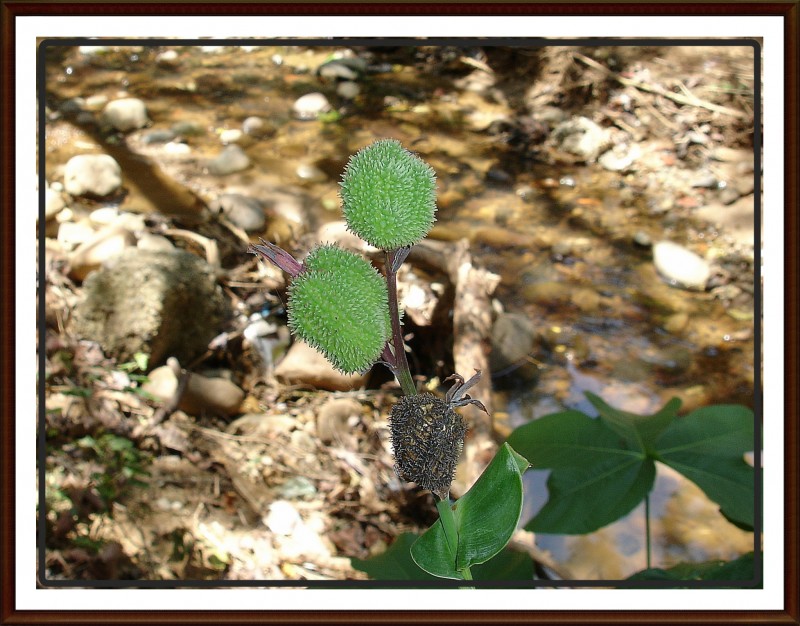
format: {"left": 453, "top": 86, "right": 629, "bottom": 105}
{"left": 389, "top": 394, "right": 466, "bottom": 500}
{"left": 287, "top": 245, "right": 391, "bottom": 374}
{"left": 340, "top": 139, "right": 437, "bottom": 250}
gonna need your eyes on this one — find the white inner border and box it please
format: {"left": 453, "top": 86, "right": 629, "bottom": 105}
{"left": 19, "top": 15, "right": 783, "bottom": 613}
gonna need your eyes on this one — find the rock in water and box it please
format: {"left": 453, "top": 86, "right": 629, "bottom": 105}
{"left": 652, "top": 241, "right": 711, "bottom": 290}
{"left": 64, "top": 154, "right": 122, "bottom": 197}
{"left": 102, "top": 98, "right": 149, "bottom": 131}
{"left": 208, "top": 145, "right": 250, "bottom": 175}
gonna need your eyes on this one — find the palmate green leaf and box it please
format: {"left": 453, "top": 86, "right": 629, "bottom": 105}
{"left": 627, "top": 552, "right": 755, "bottom": 583}
{"left": 585, "top": 392, "right": 681, "bottom": 454}
{"left": 655, "top": 404, "right": 755, "bottom": 528}
{"left": 507, "top": 411, "right": 654, "bottom": 535}
{"left": 410, "top": 443, "right": 529, "bottom": 578}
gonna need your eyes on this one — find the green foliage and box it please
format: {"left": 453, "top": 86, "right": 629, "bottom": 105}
{"left": 507, "top": 394, "right": 755, "bottom": 535}
{"left": 351, "top": 532, "right": 535, "bottom": 582}
{"left": 628, "top": 552, "right": 755, "bottom": 583}
{"left": 77, "top": 433, "right": 151, "bottom": 509}
{"left": 340, "top": 139, "right": 437, "bottom": 249}
{"left": 410, "top": 443, "right": 529, "bottom": 579}
{"left": 287, "top": 245, "right": 391, "bottom": 374}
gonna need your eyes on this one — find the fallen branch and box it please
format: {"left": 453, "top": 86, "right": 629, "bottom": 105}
{"left": 573, "top": 52, "right": 749, "bottom": 120}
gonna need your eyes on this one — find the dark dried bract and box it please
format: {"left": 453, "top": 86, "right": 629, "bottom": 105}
{"left": 389, "top": 394, "right": 467, "bottom": 500}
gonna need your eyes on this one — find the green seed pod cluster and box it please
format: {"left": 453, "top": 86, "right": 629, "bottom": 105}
{"left": 340, "top": 139, "right": 437, "bottom": 250}
{"left": 288, "top": 245, "right": 391, "bottom": 374}
{"left": 389, "top": 394, "right": 466, "bottom": 500}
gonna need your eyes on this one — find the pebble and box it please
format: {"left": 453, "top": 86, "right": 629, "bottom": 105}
{"left": 598, "top": 142, "right": 641, "bottom": 172}
{"left": 552, "top": 117, "right": 610, "bottom": 162}
{"left": 274, "top": 341, "right": 367, "bottom": 391}
{"left": 208, "top": 145, "right": 250, "bottom": 175}
{"left": 663, "top": 312, "right": 690, "bottom": 334}
{"left": 64, "top": 154, "right": 122, "bottom": 197}
{"left": 171, "top": 121, "right": 204, "bottom": 136}
{"left": 336, "top": 81, "right": 360, "bottom": 99}
{"left": 292, "top": 92, "right": 331, "bottom": 120}
{"left": 84, "top": 94, "right": 109, "bottom": 111}
{"left": 182, "top": 370, "right": 245, "bottom": 418}
{"left": 102, "top": 97, "right": 149, "bottom": 132}
{"left": 210, "top": 193, "right": 266, "bottom": 232}
{"left": 44, "top": 187, "right": 65, "bottom": 220}
{"left": 142, "top": 129, "right": 176, "bottom": 144}
{"left": 652, "top": 241, "right": 711, "bottom": 290}
{"left": 242, "top": 116, "right": 266, "bottom": 136}
{"left": 633, "top": 231, "right": 652, "bottom": 247}
{"left": 295, "top": 163, "right": 326, "bottom": 183}
{"left": 156, "top": 49, "right": 179, "bottom": 67}
{"left": 219, "top": 128, "right": 243, "bottom": 144}
{"left": 318, "top": 58, "right": 365, "bottom": 81}
{"left": 163, "top": 141, "right": 191, "bottom": 155}
{"left": 88, "top": 207, "right": 120, "bottom": 226}
{"left": 490, "top": 312, "right": 538, "bottom": 375}
{"left": 57, "top": 221, "right": 95, "bottom": 250}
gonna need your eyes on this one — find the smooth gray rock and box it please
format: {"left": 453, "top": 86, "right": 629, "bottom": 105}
{"left": 102, "top": 97, "right": 149, "bottom": 132}
{"left": 211, "top": 193, "right": 266, "bottom": 232}
{"left": 208, "top": 145, "right": 250, "bottom": 175}
{"left": 64, "top": 154, "right": 122, "bottom": 197}
{"left": 490, "top": 312, "right": 538, "bottom": 374}
{"left": 552, "top": 116, "right": 610, "bottom": 162}
{"left": 292, "top": 92, "right": 331, "bottom": 120}
{"left": 72, "top": 249, "right": 230, "bottom": 365}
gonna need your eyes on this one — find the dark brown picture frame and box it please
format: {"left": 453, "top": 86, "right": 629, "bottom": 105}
{"left": 5, "top": 1, "right": 797, "bottom": 624}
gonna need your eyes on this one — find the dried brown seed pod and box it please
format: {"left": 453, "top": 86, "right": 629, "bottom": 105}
{"left": 389, "top": 393, "right": 467, "bottom": 500}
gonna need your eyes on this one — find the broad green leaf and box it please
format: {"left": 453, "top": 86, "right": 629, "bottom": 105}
{"left": 411, "top": 443, "right": 529, "bottom": 577}
{"left": 655, "top": 405, "right": 755, "bottom": 528}
{"left": 628, "top": 552, "right": 755, "bottom": 583}
{"left": 508, "top": 411, "right": 654, "bottom": 534}
{"left": 351, "top": 533, "right": 438, "bottom": 581}
{"left": 472, "top": 547, "right": 535, "bottom": 581}
{"left": 586, "top": 392, "right": 681, "bottom": 454}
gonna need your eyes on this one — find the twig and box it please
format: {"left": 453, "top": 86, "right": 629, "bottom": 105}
{"left": 573, "top": 52, "right": 749, "bottom": 120}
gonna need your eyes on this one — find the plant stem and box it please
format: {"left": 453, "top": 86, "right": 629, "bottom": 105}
{"left": 436, "top": 497, "right": 473, "bottom": 582}
{"left": 385, "top": 250, "right": 417, "bottom": 396}
{"left": 645, "top": 492, "right": 652, "bottom": 570}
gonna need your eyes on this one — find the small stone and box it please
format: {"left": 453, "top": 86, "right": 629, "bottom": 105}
{"left": 242, "top": 116, "right": 267, "bottom": 137}
{"left": 318, "top": 58, "right": 365, "bottom": 81}
{"left": 598, "top": 142, "right": 641, "bottom": 172}
{"left": 633, "top": 231, "right": 652, "bottom": 247}
{"left": 180, "top": 371, "right": 245, "bottom": 418}
{"left": 64, "top": 154, "right": 122, "bottom": 197}
{"left": 274, "top": 341, "right": 367, "bottom": 391}
{"left": 142, "top": 129, "right": 176, "bottom": 144}
{"left": 156, "top": 49, "right": 179, "bottom": 67}
{"left": 219, "top": 128, "right": 242, "bottom": 144}
{"left": 84, "top": 94, "right": 109, "bottom": 111}
{"left": 552, "top": 117, "right": 610, "bottom": 162}
{"left": 211, "top": 193, "right": 265, "bottom": 232}
{"left": 336, "top": 81, "right": 360, "bottom": 99}
{"left": 295, "top": 163, "right": 326, "bottom": 183}
{"left": 163, "top": 141, "right": 191, "bottom": 155}
{"left": 652, "top": 241, "right": 711, "bottom": 290}
{"left": 89, "top": 207, "right": 120, "bottom": 226}
{"left": 44, "top": 187, "right": 66, "bottom": 220}
{"left": 57, "top": 221, "right": 95, "bottom": 250}
{"left": 490, "top": 312, "right": 537, "bottom": 373}
{"left": 171, "top": 121, "right": 204, "bottom": 136}
{"left": 102, "top": 98, "right": 149, "bottom": 132}
{"left": 292, "top": 92, "right": 331, "bottom": 120}
{"left": 208, "top": 145, "right": 250, "bottom": 175}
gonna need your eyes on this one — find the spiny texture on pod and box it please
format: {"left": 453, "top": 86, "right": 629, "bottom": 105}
{"left": 340, "top": 139, "right": 437, "bottom": 250}
{"left": 288, "top": 245, "right": 391, "bottom": 374}
{"left": 389, "top": 393, "right": 466, "bottom": 500}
